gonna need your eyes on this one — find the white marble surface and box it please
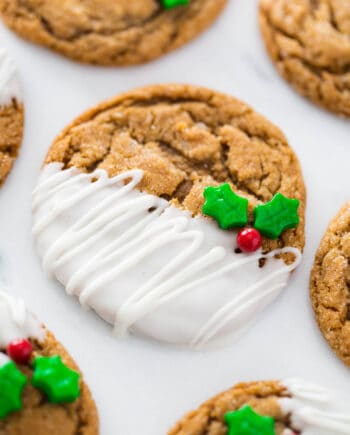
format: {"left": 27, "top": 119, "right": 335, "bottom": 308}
{"left": 0, "top": 1, "right": 349, "bottom": 433}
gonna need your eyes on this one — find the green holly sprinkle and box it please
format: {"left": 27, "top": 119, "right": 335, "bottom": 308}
{"left": 31, "top": 356, "right": 80, "bottom": 404}
{"left": 162, "top": 0, "right": 190, "bottom": 9}
{"left": 225, "top": 405, "right": 276, "bottom": 435}
{"left": 0, "top": 361, "right": 27, "bottom": 419}
{"left": 253, "top": 193, "right": 300, "bottom": 239}
{"left": 202, "top": 183, "right": 248, "bottom": 230}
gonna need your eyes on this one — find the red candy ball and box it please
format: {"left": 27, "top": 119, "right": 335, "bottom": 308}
{"left": 237, "top": 228, "right": 262, "bottom": 253}
{"left": 7, "top": 338, "right": 33, "bottom": 364}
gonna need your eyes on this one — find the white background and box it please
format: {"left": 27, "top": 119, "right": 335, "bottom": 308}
{"left": 0, "top": 1, "right": 349, "bottom": 433}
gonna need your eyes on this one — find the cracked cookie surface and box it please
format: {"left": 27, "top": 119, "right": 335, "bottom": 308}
{"left": 45, "top": 83, "right": 306, "bottom": 253}
{"left": 0, "top": 332, "right": 98, "bottom": 435}
{"left": 0, "top": 0, "right": 227, "bottom": 66}
{"left": 0, "top": 48, "right": 23, "bottom": 188}
{"left": 311, "top": 203, "right": 350, "bottom": 367}
{"left": 0, "top": 101, "right": 23, "bottom": 187}
{"left": 168, "top": 381, "right": 291, "bottom": 435}
{"left": 259, "top": 0, "right": 350, "bottom": 117}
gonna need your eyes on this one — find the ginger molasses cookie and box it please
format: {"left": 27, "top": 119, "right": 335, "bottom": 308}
{"left": 0, "top": 289, "right": 98, "bottom": 435}
{"left": 311, "top": 203, "right": 350, "bottom": 367}
{"left": 32, "top": 84, "right": 305, "bottom": 348}
{"left": 259, "top": 0, "right": 350, "bottom": 117}
{"left": 0, "top": 47, "right": 23, "bottom": 188}
{"left": 169, "top": 379, "right": 350, "bottom": 434}
{"left": 0, "top": 0, "right": 227, "bottom": 66}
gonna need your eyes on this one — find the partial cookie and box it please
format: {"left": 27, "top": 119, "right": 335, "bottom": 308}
{"left": 310, "top": 203, "right": 350, "bottom": 367}
{"left": 169, "top": 378, "right": 350, "bottom": 434}
{"left": 259, "top": 0, "right": 350, "bottom": 117}
{"left": 32, "top": 84, "right": 305, "bottom": 348}
{"left": 0, "top": 289, "right": 98, "bottom": 434}
{"left": 0, "top": 47, "right": 23, "bottom": 187}
{"left": 0, "top": 1, "right": 227, "bottom": 66}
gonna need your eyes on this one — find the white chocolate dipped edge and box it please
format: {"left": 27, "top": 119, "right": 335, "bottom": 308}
{"left": 0, "top": 48, "right": 21, "bottom": 107}
{"left": 281, "top": 379, "right": 350, "bottom": 435}
{"left": 0, "top": 289, "right": 45, "bottom": 353}
{"left": 32, "top": 163, "right": 302, "bottom": 348}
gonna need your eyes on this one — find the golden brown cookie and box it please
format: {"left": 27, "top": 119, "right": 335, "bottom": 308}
{"left": 32, "top": 84, "right": 306, "bottom": 348}
{"left": 0, "top": 291, "right": 98, "bottom": 434}
{"left": 310, "top": 203, "right": 350, "bottom": 367}
{"left": 0, "top": 0, "right": 227, "bottom": 66}
{"left": 0, "top": 48, "right": 23, "bottom": 187}
{"left": 259, "top": 0, "right": 350, "bottom": 117}
{"left": 169, "top": 379, "right": 349, "bottom": 434}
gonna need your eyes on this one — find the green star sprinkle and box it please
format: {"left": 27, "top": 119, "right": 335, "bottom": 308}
{"left": 225, "top": 405, "right": 276, "bottom": 435}
{"left": 202, "top": 183, "right": 248, "bottom": 230}
{"left": 31, "top": 355, "right": 80, "bottom": 404}
{"left": 0, "top": 361, "right": 27, "bottom": 419}
{"left": 162, "top": 0, "right": 190, "bottom": 8}
{"left": 254, "top": 193, "right": 300, "bottom": 239}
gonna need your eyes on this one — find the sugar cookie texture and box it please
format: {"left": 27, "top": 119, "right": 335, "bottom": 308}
{"left": 169, "top": 378, "right": 350, "bottom": 434}
{"left": 311, "top": 203, "right": 350, "bottom": 367}
{"left": 259, "top": 0, "right": 350, "bottom": 117}
{"left": 0, "top": 48, "right": 23, "bottom": 187}
{"left": 32, "top": 84, "right": 305, "bottom": 348}
{"left": 0, "top": 290, "right": 98, "bottom": 434}
{"left": 0, "top": 0, "right": 227, "bottom": 66}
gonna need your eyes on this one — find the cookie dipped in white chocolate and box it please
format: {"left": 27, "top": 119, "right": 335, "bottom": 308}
{"left": 32, "top": 163, "right": 302, "bottom": 348}
{"left": 280, "top": 379, "right": 350, "bottom": 434}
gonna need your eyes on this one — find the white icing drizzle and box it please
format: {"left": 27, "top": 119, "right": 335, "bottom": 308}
{"left": 0, "top": 353, "right": 10, "bottom": 368}
{"left": 281, "top": 379, "right": 350, "bottom": 434}
{"left": 32, "top": 163, "right": 302, "bottom": 348}
{"left": 0, "top": 48, "right": 22, "bottom": 106}
{"left": 0, "top": 289, "right": 45, "bottom": 348}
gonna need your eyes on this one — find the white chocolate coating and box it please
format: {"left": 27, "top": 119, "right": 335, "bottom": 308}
{"left": 0, "top": 289, "right": 45, "bottom": 349}
{"left": 0, "top": 353, "right": 10, "bottom": 367}
{"left": 32, "top": 163, "right": 301, "bottom": 348}
{"left": 281, "top": 379, "right": 350, "bottom": 434}
{"left": 0, "top": 48, "right": 21, "bottom": 106}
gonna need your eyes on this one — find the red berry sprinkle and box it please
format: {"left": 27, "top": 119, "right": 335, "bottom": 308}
{"left": 7, "top": 338, "right": 33, "bottom": 364}
{"left": 236, "top": 228, "right": 262, "bottom": 253}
